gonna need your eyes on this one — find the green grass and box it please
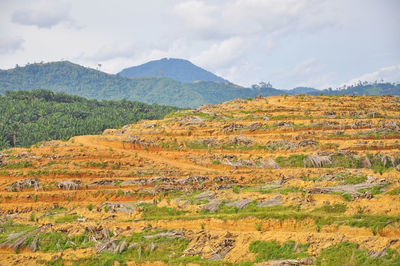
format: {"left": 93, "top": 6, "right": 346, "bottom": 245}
{"left": 343, "top": 174, "right": 368, "bottom": 185}
{"left": 249, "top": 240, "right": 310, "bottom": 261}
{"left": 159, "top": 140, "right": 180, "bottom": 150}
{"left": 232, "top": 185, "right": 240, "bottom": 194}
{"left": 315, "top": 242, "right": 400, "bottom": 266}
{"left": 1, "top": 161, "right": 33, "bottom": 169}
{"left": 55, "top": 214, "right": 79, "bottom": 223}
{"left": 85, "top": 161, "right": 108, "bottom": 168}
{"left": 32, "top": 232, "right": 95, "bottom": 252}
{"left": 139, "top": 204, "right": 187, "bottom": 219}
{"left": 0, "top": 220, "right": 36, "bottom": 244}
{"left": 124, "top": 201, "right": 400, "bottom": 235}
{"left": 313, "top": 203, "right": 347, "bottom": 213}
{"left": 274, "top": 153, "right": 398, "bottom": 171}
{"left": 184, "top": 140, "right": 210, "bottom": 149}
{"left": 358, "top": 184, "right": 387, "bottom": 195}
{"left": 166, "top": 111, "right": 215, "bottom": 121}
{"left": 387, "top": 188, "right": 400, "bottom": 195}
{"left": 344, "top": 214, "right": 400, "bottom": 235}
{"left": 270, "top": 115, "right": 312, "bottom": 120}
{"left": 45, "top": 229, "right": 227, "bottom": 266}
{"left": 221, "top": 143, "right": 266, "bottom": 151}
{"left": 245, "top": 185, "right": 304, "bottom": 195}
{"left": 275, "top": 154, "right": 306, "bottom": 168}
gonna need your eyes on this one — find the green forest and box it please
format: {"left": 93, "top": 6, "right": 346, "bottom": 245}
{"left": 1, "top": 61, "right": 398, "bottom": 108}
{"left": 0, "top": 89, "right": 179, "bottom": 150}
{"left": 0, "top": 61, "right": 284, "bottom": 107}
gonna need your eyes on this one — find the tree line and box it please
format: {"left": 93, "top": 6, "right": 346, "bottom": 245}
{"left": 0, "top": 89, "right": 179, "bottom": 150}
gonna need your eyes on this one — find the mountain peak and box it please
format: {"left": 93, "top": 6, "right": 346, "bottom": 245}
{"left": 118, "top": 58, "right": 229, "bottom": 83}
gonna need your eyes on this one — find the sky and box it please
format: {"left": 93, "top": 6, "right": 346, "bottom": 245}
{"left": 0, "top": 0, "right": 399, "bottom": 90}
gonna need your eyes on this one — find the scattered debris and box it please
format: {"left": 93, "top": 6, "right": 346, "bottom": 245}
{"left": 226, "top": 199, "right": 252, "bottom": 209}
{"left": 304, "top": 155, "right": 332, "bottom": 168}
{"left": 257, "top": 195, "right": 283, "bottom": 207}
{"left": 0, "top": 223, "right": 52, "bottom": 251}
{"left": 97, "top": 202, "right": 135, "bottom": 215}
{"left": 55, "top": 180, "right": 82, "bottom": 190}
{"left": 202, "top": 199, "right": 221, "bottom": 213}
{"left": 7, "top": 178, "right": 40, "bottom": 192}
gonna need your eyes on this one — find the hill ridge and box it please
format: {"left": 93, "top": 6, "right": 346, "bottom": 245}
{"left": 118, "top": 57, "right": 230, "bottom": 83}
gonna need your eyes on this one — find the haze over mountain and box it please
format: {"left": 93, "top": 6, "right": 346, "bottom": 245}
{"left": 1, "top": 61, "right": 399, "bottom": 108}
{"left": 0, "top": 61, "right": 283, "bottom": 108}
{"left": 119, "top": 58, "right": 229, "bottom": 83}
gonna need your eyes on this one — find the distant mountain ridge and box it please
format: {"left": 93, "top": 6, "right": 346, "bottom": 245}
{"left": 0, "top": 61, "right": 398, "bottom": 108}
{"left": 309, "top": 83, "right": 400, "bottom": 96}
{"left": 0, "top": 61, "right": 278, "bottom": 107}
{"left": 287, "top": 87, "right": 320, "bottom": 94}
{"left": 118, "top": 58, "right": 229, "bottom": 83}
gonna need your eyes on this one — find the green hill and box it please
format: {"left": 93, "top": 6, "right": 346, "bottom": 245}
{"left": 118, "top": 58, "right": 229, "bottom": 83}
{"left": 0, "top": 89, "right": 178, "bottom": 150}
{"left": 0, "top": 61, "right": 271, "bottom": 108}
{"left": 310, "top": 83, "right": 400, "bottom": 96}
{"left": 1, "top": 61, "right": 398, "bottom": 108}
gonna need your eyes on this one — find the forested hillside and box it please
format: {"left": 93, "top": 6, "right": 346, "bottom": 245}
{"left": 0, "top": 61, "right": 254, "bottom": 107}
{"left": 310, "top": 82, "right": 400, "bottom": 96}
{"left": 0, "top": 89, "right": 179, "bottom": 150}
{"left": 118, "top": 58, "right": 229, "bottom": 83}
{"left": 1, "top": 62, "right": 398, "bottom": 108}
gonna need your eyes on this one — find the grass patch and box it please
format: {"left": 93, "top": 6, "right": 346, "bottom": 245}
{"left": 249, "top": 240, "right": 310, "bottom": 261}
{"left": 86, "top": 161, "right": 108, "bottom": 168}
{"left": 32, "top": 232, "right": 95, "bottom": 252}
{"left": 313, "top": 203, "right": 347, "bottom": 214}
{"left": 276, "top": 154, "right": 306, "bottom": 168}
{"left": 139, "top": 204, "right": 187, "bottom": 219}
{"left": 358, "top": 184, "right": 387, "bottom": 195}
{"left": 387, "top": 188, "right": 400, "bottom": 195}
{"left": 55, "top": 214, "right": 79, "bottom": 224}
{"left": 1, "top": 161, "right": 33, "bottom": 169}
{"left": 0, "top": 220, "right": 36, "bottom": 244}
{"left": 245, "top": 185, "right": 305, "bottom": 195}
{"left": 345, "top": 214, "right": 400, "bottom": 235}
{"left": 316, "top": 242, "right": 400, "bottom": 266}
{"left": 48, "top": 229, "right": 226, "bottom": 266}
{"left": 342, "top": 174, "right": 367, "bottom": 185}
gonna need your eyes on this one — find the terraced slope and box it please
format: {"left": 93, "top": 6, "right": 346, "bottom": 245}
{"left": 1, "top": 95, "right": 400, "bottom": 265}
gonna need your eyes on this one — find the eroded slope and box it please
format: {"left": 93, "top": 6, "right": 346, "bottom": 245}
{"left": 1, "top": 95, "right": 400, "bottom": 265}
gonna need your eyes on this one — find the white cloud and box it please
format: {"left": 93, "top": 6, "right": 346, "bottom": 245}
{"left": 0, "top": 0, "right": 398, "bottom": 89}
{"left": 82, "top": 43, "right": 137, "bottom": 62}
{"left": 271, "top": 58, "right": 336, "bottom": 89}
{"left": 343, "top": 64, "right": 400, "bottom": 86}
{"left": 191, "top": 37, "right": 248, "bottom": 69}
{"left": 11, "top": 0, "right": 75, "bottom": 28}
{"left": 173, "top": 1, "right": 230, "bottom": 39}
{"left": 0, "top": 36, "right": 24, "bottom": 54}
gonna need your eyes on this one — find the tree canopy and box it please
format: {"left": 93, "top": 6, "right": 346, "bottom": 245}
{"left": 0, "top": 89, "right": 179, "bottom": 150}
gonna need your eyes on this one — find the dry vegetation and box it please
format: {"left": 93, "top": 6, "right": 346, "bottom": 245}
{"left": 1, "top": 95, "right": 400, "bottom": 265}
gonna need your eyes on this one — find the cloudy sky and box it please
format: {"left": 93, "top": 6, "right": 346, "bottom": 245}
{"left": 0, "top": 0, "right": 399, "bottom": 89}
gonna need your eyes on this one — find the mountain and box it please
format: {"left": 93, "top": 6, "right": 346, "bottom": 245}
{"left": 310, "top": 83, "right": 400, "bottom": 96}
{"left": 118, "top": 58, "right": 229, "bottom": 83}
{"left": 0, "top": 61, "right": 279, "bottom": 108}
{"left": 1, "top": 61, "right": 398, "bottom": 108}
{"left": 286, "top": 87, "right": 319, "bottom": 94}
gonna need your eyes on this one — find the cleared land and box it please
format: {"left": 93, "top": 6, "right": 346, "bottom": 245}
{"left": 0, "top": 95, "right": 400, "bottom": 265}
